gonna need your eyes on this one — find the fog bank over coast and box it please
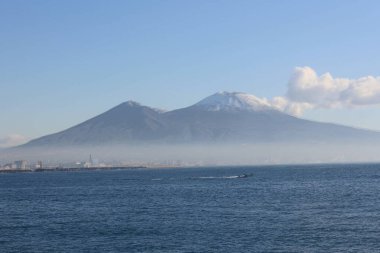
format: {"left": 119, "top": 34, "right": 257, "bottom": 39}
{"left": 2, "top": 142, "right": 380, "bottom": 166}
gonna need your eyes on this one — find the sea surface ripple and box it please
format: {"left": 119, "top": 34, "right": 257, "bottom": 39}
{"left": 1, "top": 164, "right": 380, "bottom": 252}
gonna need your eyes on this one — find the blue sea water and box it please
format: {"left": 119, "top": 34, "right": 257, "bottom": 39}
{"left": 1, "top": 164, "right": 380, "bottom": 252}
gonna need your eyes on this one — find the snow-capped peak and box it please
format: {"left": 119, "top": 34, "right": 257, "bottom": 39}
{"left": 195, "top": 92, "right": 274, "bottom": 112}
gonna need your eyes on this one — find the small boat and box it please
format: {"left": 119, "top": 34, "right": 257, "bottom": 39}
{"left": 237, "top": 174, "right": 252, "bottom": 178}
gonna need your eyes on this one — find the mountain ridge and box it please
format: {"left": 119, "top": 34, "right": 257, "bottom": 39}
{"left": 21, "top": 91, "right": 380, "bottom": 147}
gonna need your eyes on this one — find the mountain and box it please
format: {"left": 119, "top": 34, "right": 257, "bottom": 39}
{"left": 25, "top": 101, "right": 168, "bottom": 146}
{"left": 22, "top": 92, "right": 380, "bottom": 147}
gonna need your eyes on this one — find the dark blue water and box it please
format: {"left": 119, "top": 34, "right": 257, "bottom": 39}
{"left": 1, "top": 164, "right": 380, "bottom": 252}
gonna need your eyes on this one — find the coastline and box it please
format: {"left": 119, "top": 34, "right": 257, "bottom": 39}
{"left": 0, "top": 166, "right": 146, "bottom": 173}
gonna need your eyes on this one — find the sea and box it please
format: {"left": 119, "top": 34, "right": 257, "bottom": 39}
{"left": 1, "top": 163, "right": 380, "bottom": 252}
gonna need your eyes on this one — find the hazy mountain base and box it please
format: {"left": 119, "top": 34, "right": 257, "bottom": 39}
{"left": 2, "top": 142, "right": 380, "bottom": 166}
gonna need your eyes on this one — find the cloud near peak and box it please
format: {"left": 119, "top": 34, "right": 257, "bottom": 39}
{"left": 267, "top": 66, "right": 380, "bottom": 116}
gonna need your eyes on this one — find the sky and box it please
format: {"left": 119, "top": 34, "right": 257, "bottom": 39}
{"left": 1, "top": 0, "right": 380, "bottom": 147}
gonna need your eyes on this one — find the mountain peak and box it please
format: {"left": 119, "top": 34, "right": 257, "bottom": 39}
{"left": 121, "top": 100, "right": 141, "bottom": 107}
{"left": 116, "top": 100, "right": 166, "bottom": 113}
{"left": 194, "top": 91, "right": 273, "bottom": 112}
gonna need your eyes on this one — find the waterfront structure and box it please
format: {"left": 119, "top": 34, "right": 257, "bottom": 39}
{"left": 14, "top": 160, "right": 27, "bottom": 170}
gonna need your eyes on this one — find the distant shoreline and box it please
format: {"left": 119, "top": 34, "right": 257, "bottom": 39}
{"left": 3, "top": 161, "right": 380, "bottom": 174}
{"left": 0, "top": 166, "right": 147, "bottom": 173}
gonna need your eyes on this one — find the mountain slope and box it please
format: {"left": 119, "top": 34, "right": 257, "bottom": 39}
{"left": 24, "top": 101, "right": 168, "bottom": 146}
{"left": 22, "top": 92, "right": 380, "bottom": 147}
{"left": 163, "top": 105, "right": 379, "bottom": 143}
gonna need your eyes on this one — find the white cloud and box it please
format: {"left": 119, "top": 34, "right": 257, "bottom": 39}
{"left": 340, "top": 76, "right": 380, "bottom": 105}
{"left": 0, "top": 134, "right": 28, "bottom": 148}
{"left": 264, "top": 66, "right": 380, "bottom": 116}
{"left": 286, "top": 66, "right": 380, "bottom": 109}
{"left": 270, "top": 96, "right": 313, "bottom": 116}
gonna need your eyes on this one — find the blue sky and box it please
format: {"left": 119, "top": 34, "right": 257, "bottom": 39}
{"left": 1, "top": 0, "right": 380, "bottom": 146}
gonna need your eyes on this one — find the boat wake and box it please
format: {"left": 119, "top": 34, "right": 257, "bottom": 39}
{"left": 191, "top": 174, "right": 252, "bottom": 180}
